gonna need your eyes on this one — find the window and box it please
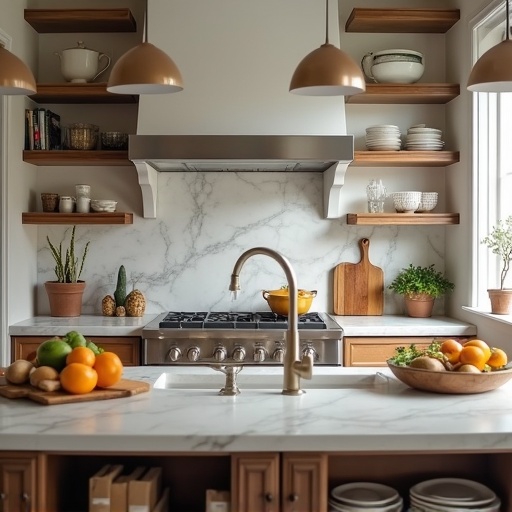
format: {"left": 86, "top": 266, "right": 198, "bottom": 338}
{"left": 472, "top": 1, "right": 512, "bottom": 310}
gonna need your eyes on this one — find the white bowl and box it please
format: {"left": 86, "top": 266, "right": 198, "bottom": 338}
{"left": 392, "top": 191, "right": 421, "bottom": 213}
{"left": 416, "top": 192, "right": 438, "bottom": 212}
{"left": 371, "top": 61, "right": 424, "bottom": 84}
{"left": 90, "top": 199, "right": 117, "bottom": 213}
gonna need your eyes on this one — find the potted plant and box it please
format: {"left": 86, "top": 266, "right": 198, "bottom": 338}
{"left": 388, "top": 264, "right": 455, "bottom": 318}
{"left": 45, "top": 226, "right": 90, "bottom": 317}
{"left": 481, "top": 215, "right": 512, "bottom": 314}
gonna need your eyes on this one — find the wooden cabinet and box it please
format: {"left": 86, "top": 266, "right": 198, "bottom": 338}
{"left": 344, "top": 336, "right": 473, "bottom": 367}
{"left": 10, "top": 336, "right": 142, "bottom": 366}
{"left": 0, "top": 453, "right": 41, "bottom": 512}
{"left": 232, "top": 453, "right": 280, "bottom": 512}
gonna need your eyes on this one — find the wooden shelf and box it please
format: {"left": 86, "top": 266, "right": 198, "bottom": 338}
{"left": 29, "top": 83, "right": 138, "bottom": 104}
{"left": 22, "top": 212, "right": 133, "bottom": 225}
{"left": 351, "top": 151, "right": 459, "bottom": 167}
{"left": 347, "top": 213, "right": 460, "bottom": 225}
{"left": 24, "top": 8, "right": 137, "bottom": 33}
{"left": 346, "top": 84, "right": 460, "bottom": 104}
{"left": 23, "top": 150, "right": 132, "bottom": 167}
{"left": 345, "top": 8, "right": 460, "bottom": 33}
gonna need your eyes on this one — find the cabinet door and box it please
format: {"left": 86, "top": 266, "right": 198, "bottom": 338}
{"left": 232, "top": 453, "right": 279, "bottom": 512}
{"left": 0, "top": 455, "right": 37, "bottom": 512}
{"left": 282, "top": 453, "right": 327, "bottom": 512}
{"left": 10, "top": 336, "right": 141, "bottom": 366}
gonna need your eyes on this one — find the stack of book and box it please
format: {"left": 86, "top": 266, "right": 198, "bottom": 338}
{"left": 25, "top": 108, "right": 61, "bottom": 150}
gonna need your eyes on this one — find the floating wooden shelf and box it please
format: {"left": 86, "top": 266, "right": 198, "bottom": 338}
{"left": 345, "top": 8, "right": 460, "bottom": 33}
{"left": 22, "top": 212, "right": 133, "bottom": 225}
{"left": 351, "top": 151, "right": 460, "bottom": 167}
{"left": 346, "top": 84, "right": 460, "bottom": 104}
{"left": 23, "top": 150, "right": 132, "bottom": 167}
{"left": 29, "top": 83, "right": 138, "bottom": 104}
{"left": 347, "top": 213, "right": 460, "bottom": 225}
{"left": 24, "top": 8, "right": 137, "bottom": 33}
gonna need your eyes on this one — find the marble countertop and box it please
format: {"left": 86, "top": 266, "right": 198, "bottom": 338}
{"left": 331, "top": 315, "right": 476, "bottom": 336}
{"left": 1, "top": 365, "right": 511, "bottom": 454}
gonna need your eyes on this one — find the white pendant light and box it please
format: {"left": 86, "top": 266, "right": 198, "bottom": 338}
{"left": 468, "top": 0, "right": 512, "bottom": 92}
{"left": 289, "top": 0, "right": 365, "bottom": 96}
{"left": 107, "top": 0, "right": 183, "bottom": 95}
{"left": 0, "top": 43, "right": 36, "bottom": 95}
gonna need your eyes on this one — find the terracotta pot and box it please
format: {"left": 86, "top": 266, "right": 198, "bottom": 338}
{"left": 404, "top": 293, "right": 435, "bottom": 318}
{"left": 487, "top": 289, "right": 512, "bottom": 315}
{"left": 45, "top": 281, "right": 86, "bottom": 317}
{"left": 262, "top": 289, "right": 317, "bottom": 316}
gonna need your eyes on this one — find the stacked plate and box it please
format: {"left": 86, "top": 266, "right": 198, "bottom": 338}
{"left": 409, "top": 478, "right": 500, "bottom": 512}
{"left": 329, "top": 482, "right": 403, "bottom": 512}
{"left": 405, "top": 125, "right": 444, "bottom": 151}
{"left": 366, "top": 125, "right": 402, "bottom": 151}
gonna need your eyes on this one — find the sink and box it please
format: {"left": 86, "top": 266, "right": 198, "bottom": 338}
{"left": 153, "top": 368, "right": 390, "bottom": 392}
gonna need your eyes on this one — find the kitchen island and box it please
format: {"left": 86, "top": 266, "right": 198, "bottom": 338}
{"left": 0, "top": 365, "right": 511, "bottom": 511}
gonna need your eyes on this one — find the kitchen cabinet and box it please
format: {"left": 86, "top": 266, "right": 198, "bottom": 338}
{"left": 0, "top": 452, "right": 41, "bottom": 512}
{"left": 344, "top": 336, "right": 473, "bottom": 367}
{"left": 11, "top": 336, "right": 142, "bottom": 366}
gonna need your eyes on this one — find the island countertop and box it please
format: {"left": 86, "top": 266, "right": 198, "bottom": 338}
{"left": 1, "top": 365, "right": 511, "bottom": 454}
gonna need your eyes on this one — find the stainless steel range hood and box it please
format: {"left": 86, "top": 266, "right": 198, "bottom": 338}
{"left": 129, "top": 134, "right": 354, "bottom": 219}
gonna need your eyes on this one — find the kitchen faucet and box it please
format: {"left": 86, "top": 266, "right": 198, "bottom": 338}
{"left": 229, "top": 247, "right": 313, "bottom": 395}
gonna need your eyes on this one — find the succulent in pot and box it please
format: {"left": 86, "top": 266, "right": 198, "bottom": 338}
{"left": 262, "top": 287, "right": 317, "bottom": 316}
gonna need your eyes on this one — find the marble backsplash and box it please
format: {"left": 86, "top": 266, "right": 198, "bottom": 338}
{"left": 37, "top": 171, "right": 446, "bottom": 316}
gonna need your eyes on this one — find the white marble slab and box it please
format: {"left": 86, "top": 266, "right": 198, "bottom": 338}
{"left": 1, "top": 365, "right": 511, "bottom": 454}
{"left": 331, "top": 315, "right": 476, "bottom": 336}
{"left": 8, "top": 315, "right": 158, "bottom": 336}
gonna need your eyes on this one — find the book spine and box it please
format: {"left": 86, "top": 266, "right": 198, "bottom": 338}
{"left": 24, "top": 109, "right": 30, "bottom": 150}
{"left": 28, "top": 109, "right": 34, "bottom": 150}
{"left": 33, "top": 110, "right": 41, "bottom": 150}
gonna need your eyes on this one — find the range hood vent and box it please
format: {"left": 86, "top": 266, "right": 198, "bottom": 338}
{"left": 129, "top": 134, "right": 354, "bottom": 219}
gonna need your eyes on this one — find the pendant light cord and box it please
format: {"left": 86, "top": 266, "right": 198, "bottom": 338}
{"left": 507, "top": 0, "right": 510, "bottom": 41}
{"left": 144, "top": 0, "right": 149, "bottom": 44}
{"left": 324, "top": 0, "right": 330, "bottom": 45}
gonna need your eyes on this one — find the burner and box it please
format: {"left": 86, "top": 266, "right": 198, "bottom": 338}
{"left": 159, "top": 311, "right": 208, "bottom": 328}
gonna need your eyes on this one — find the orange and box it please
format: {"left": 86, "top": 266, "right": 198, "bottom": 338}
{"left": 60, "top": 363, "right": 98, "bottom": 394}
{"left": 487, "top": 348, "right": 508, "bottom": 369}
{"left": 93, "top": 352, "right": 123, "bottom": 388}
{"left": 463, "top": 339, "right": 491, "bottom": 363}
{"left": 66, "top": 346, "right": 96, "bottom": 367}
{"left": 459, "top": 345, "right": 487, "bottom": 371}
{"left": 440, "top": 339, "right": 463, "bottom": 364}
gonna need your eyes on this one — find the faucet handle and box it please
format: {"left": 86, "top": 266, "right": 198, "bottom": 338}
{"left": 293, "top": 354, "right": 313, "bottom": 380}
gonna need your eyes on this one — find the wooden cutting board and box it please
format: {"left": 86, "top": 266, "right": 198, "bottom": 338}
{"left": 0, "top": 377, "right": 150, "bottom": 405}
{"left": 333, "top": 238, "right": 384, "bottom": 316}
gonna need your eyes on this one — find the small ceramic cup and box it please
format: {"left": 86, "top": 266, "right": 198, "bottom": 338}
{"left": 75, "top": 184, "right": 91, "bottom": 198}
{"left": 59, "top": 196, "right": 75, "bottom": 213}
{"left": 41, "top": 193, "right": 59, "bottom": 212}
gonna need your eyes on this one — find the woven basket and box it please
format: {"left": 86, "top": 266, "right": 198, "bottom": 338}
{"left": 41, "top": 193, "right": 59, "bottom": 212}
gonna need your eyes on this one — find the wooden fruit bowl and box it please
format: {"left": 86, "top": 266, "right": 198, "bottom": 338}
{"left": 387, "top": 361, "right": 512, "bottom": 394}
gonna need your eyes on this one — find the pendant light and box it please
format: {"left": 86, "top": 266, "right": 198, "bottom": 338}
{"left": 0, "top": 43, "right": 36, "bottom": 95}
{"left": 107, "top": 0, "right": 183, "bottom": 95}
{"left": 289, "top": 0, "right": 365, "bottom": 96}
{"left": 468, "top": 0, "right": 512, "bottom": 92}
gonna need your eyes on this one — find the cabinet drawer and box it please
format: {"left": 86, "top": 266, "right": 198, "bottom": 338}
{"left": 11, "top": 336, "right": 141, "bottom": 366}
{"left": 343, "top": 336, "right": 472, "bottom": 367}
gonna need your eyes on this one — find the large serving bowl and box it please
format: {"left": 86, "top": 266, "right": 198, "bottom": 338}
{"left": 387, "top": 361, "right": 512, "bottom": 394}
{"left": 262, "top": 289, "right": 317, "bottom": 316}
{"left": 362, "top": 49, "right": 424, "bottom": 84}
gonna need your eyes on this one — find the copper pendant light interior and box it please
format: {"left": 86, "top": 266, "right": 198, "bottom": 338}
{"left": 289, "top": 0, "right": 365, "bottom": 96}
{"left": 468, "top": 0, "right": 512, "bottom": 92}
{"left": 0, "top": 44, "right": 37, "bottom": 95}
{"left": 107, "top": 1, "right": 183, "bottom": 95}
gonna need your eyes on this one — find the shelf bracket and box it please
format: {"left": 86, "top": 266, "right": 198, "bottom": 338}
{"left": 323, "top": 161, "right": 350, "bottom": 219}
{"left": 132, "top": 160, "right": 158, "bottom": 219}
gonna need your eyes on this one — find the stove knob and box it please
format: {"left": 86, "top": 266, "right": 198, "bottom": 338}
{"left": 232, "top": 346, "right": 246, "bottom": 362}
{"left": 213, "top": 346, "right": 227, "bottom": 362}
{"left": 272, "top": 348, "right": 285, "bottom": 363}
{"left": 302, "top": 346, "right": 317, "bottom": 361}
{"left": 167, "top": 346, "right": 182, "bottom": 362}
{"left": 253, "top": 347, "right": 267, "bottom": 362}
{"left": 187, "top": 346, "right": 200, "bottom": 362}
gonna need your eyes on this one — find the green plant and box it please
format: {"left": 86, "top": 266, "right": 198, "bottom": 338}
{"left": 388, "top": 264, "right": 454, "bottom": 298}
{"left": 47, "top": 226, "right": 90, "bottom": 283}
{"left": 481, "top": 215, "right": 512, "bottom": 289}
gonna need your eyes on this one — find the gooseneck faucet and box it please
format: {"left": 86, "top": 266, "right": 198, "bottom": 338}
{"left": 229, "top": 247, "right": 313, "bottom": 395}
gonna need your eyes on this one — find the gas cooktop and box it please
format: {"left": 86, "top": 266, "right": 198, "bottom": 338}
{"left": 158, "top": 311, "right": 328, "bottom": 330}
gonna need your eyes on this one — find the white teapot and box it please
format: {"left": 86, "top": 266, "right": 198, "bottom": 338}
{"left": 55, "top": 41, "right": 111, "bottom": 83}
